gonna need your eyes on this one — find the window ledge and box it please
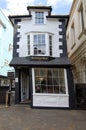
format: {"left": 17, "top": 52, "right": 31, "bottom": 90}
{"left": 34, "top": 23, "right": 46, "bottom": 25}
{"left": 78, "top": 28, "right": 86, "bottom": 40}
{"left": 33, "top": 93, "right": 69, "bottom": 96}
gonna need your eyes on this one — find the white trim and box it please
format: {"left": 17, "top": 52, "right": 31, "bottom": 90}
{"left": 33, "top": 93, "right": 69, "bottom": 96}
{"left": 64, "top": 69, "right": 69, "bottom": 94}
{"left": 32, "top": 68, "right": 35, "bottom": 94}
{"left": 25, "top": 31, "right": 54, "bottom": 35}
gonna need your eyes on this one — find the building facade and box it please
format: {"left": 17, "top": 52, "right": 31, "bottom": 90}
{"left": 0, "top": 9, "right": 13, "bottom": 86}
{"left": 66, "top": 0, "right": 86, "bottom": 84}
{"left": 66, "top": 0, "right": 86, "bottom": 108}
{"left": 9, "top": 6, "right": 75, "bottom": 109}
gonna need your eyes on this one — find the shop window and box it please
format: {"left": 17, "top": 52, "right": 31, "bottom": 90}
{"left": 49, "top": 35, "right": 52, "bottom": 56}
{"left": 33, "top": 34, "right": 46, "bottom": 55}
{"left": 27, "top": 35, "right": 30, "bottom": 55}
{"left": 35, "top": 12, "right": 44, "bottom": 24}
{"left": 34, "top": 68, "right": 66, "bottom": 94}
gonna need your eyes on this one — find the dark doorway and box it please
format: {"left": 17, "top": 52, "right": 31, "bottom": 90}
{"left": 75, "top": 84, "right": 86, "bottom": 109}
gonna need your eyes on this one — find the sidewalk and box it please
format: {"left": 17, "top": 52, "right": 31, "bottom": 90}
{"left": 0, "top": 105, "right": 86, "bottom": 130}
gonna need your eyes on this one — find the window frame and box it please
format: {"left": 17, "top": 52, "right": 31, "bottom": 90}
{"left": 33, "top": 34, "right": 46, "bottom": 56}
{"left": 27, "top": 35, "right": 30, "bottom": 55}
{"left": 49, "top": 35, "right": 52, "bottom": 56}
{"left": 78, "top": 2, "right": 85, "bottom": 39}
{"left": 33, "top": 68, "right": 68, "bottom": 95}
{"left": 35, "top": 12, "right": 44, "bottom": 24}
{"left": 71, "top": 22, "right": 76, "bottom": 49}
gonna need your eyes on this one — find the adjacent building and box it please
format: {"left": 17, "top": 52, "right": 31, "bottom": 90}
{"left": 0, "top": 9, "right": 13, "bottom": 86}
{"left": 67, "top": 0, "right": 86, "bottom": 84}
{"left": 66, "top": 0, "right": 86, "bottom": 108}
{"left": 9, "top": 6, "right": 75, "bottom": 109}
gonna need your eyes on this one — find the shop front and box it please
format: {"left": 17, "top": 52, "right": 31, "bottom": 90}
{"left": 10, "top": 56, "right": 76, "bottom": 109}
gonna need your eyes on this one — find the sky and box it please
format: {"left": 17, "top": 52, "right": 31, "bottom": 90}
{"left": 0, "top": 0, "right": 73, "bottom": 16}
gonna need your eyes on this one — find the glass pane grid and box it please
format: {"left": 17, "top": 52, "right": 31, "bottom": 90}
{"left": 34, "top": 34, "right": 46, "bottom": 55}
{"left": 35, "top": 12, "right": 44, "bottom": 24}
{"left": 35, "top": 68, "right": 66, "bottom": 94}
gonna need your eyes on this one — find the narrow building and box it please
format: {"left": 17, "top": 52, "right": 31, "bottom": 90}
{"left": 9, "top": 6, "right": 75, "bottom": 109}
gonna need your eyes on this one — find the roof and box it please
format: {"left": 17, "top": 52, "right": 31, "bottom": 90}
{"left": 9, "top": 15, "right": 32, "bottom": 19}
{"left": 46, "top": 15, "right": 69, "bottom": 19}
{"left": 10, "top": 57, "right": 71, "bottom": 67}
{"left": 27, "top": 6, "right": 52, "bottom": 12}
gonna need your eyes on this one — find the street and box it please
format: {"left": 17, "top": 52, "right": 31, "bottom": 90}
{"left": 0, "top": 105, "right": 86, "bottom": 130}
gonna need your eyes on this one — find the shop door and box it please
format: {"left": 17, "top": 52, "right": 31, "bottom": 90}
{"left": 21, "top": 72, "right": 29, "bottom": 102}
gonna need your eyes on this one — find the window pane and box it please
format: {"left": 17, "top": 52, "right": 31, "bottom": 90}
{"left": 33, "top": 34, "right": 46, "bottom": 55}
{"left": 49, "top": 35, "right": 52, "bottom": 56}
{"left": 27, "top": 35, "right": 30, "bottom": 55}
{"left": 59, "top": 86, "right": 66, "bottom": 94}
{"left": 34, "top": 68, "right": 66, "bottom": 94}
{"left": 35, "top": 12, "right": 44, "bottom": 24}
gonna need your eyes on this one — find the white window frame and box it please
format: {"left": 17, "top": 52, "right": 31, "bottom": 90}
{"left": 33, "top": 34, "right": 46, "bottom": 56}
{"left": 32, "top": 68, "right": 68, "bottom": 95}
{"left": 35, "top": 12, "right": 44, "bottom": 24}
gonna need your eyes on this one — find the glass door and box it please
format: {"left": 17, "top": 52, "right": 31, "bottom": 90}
{"left": 21, "top": 72, "right": 29, "bottom": 102}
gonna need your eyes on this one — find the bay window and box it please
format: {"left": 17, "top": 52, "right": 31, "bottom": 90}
{"left": 27, "top": 35, "right": 30, "bottom": 55}
{"left": 34, "top": 68, "right": 66, "bottom": 94}
{"left": 33, "top": 34, "right": 46, "bottom": 55}
{"left": 49, "top": 35, "right": 52, "bottom": 56}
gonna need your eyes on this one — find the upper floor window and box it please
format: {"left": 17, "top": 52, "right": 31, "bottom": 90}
{"left": 33, "top": 34, "right": 46, "bottom": 55}
{"left": 71, "top": 22, "right": 76, "bottom": 49}
{"left": 49, "top": 35, "right": 52, "bottom": 56}
{"left": 66, "top": 34, "right": 70, "bottom": 54}
{"left": 27, "top": 35, "right": 30, "bottom": 55}
{"left": 35, "top": 12, "right": 44, "bottom": 24}
{"left": 79, "top": 4, "right": 84, "bottom": 31}
{"left": 78, "top": 3, "right": 85, "bottom": 38}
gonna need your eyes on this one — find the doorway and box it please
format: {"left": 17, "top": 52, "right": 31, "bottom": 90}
{"left": 21, "top": 72, "right": 30, "bottom": 103}
{"left": 76, "top": 84, "right": 86, "bottom": 109}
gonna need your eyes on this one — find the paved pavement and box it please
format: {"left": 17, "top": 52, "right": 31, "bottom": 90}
{"left": 0, "top": 105, "right": 86, "bottom": 130}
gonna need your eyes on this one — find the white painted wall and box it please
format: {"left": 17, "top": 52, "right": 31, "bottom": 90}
{"left": 33, "top": 94, "right": 69, "bottom": 107}
{"left": 17, "top": 11, "right": 63, "bottom": 57}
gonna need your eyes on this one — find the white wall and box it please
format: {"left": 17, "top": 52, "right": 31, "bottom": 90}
{"left": 33, "top": 94, "right": 69, "bottom": 107}
{"left": 17, "top": 11, "right": 63, "bottom": 57}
